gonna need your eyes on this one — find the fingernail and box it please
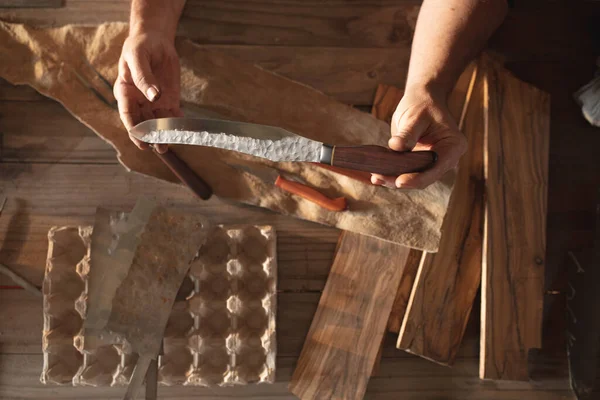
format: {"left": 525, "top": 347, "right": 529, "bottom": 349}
{"left": 146, "top": 86, "right": 159, "bottom": 102}
{"left": 371, "top": 176, "right": 384, "bottom": 185}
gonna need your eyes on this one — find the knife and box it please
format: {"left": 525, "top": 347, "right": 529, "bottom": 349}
{"left": 129, "top": 118, "right": 436, "bottom": 176}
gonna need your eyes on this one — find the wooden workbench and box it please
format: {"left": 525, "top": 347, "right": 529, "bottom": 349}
{"left": 1, "top": 1, "right": 599, "bottom": 398}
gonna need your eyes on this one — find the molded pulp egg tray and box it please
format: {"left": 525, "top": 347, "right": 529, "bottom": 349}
{"left": 41, "top": 224, "right": 277, "bottom": 387}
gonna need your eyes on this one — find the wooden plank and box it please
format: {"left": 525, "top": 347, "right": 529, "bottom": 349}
{"left": 0, "top": 289, "right": 43, "bottom": 354}
{"left": 0, "top": 353, "right": 575, "bottom": 399}
{"left": 0, "top": 0, "right": 420, "bottom": 48}
{"left": 387, "top": 249, "right": 422, "bottom": 332}
{"left": 0, "top": 0, "right": 62, "bottom": 8}
{"left": 396, "top": 62, "right": 484, "bottom": 364}
{"left": 480, "top": 58, "right": 549, "bottom": 380}
{"left": 208, "top": 45, "right": 410, "bottom": 105}
{"left": 0, "top": 44, "right": 408, "bottom": 100}
{"left": 371, "top": 84, "right": 405, "bottom": 124}
{"left": 289, "top": 232, "right": 411, "bottom": 399}
{"left": 0, "top": 100, "right": 115, "bottom": 163}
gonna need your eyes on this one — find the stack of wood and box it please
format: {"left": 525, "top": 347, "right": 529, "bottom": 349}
{"left": 289, "top": 55, "right": 550, "bottom": 399}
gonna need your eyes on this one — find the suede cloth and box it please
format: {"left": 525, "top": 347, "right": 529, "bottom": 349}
{"left": 0, "top": 21, "right": 454, "bottom": 251}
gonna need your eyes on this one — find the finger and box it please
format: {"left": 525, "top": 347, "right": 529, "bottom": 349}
{"left": 389, "top": 104, "right": 431, "bottom": 151}
{"left": 396, "top": 136, "right": 467, "bottom": 189}
{"left": 124, "top": 49, "right": 161, "bottom": 102}
{"left": 370, "top": 174, "right": 397, "bottom": 189}
{"left": 114, "top": 88, "right": 149, "bottom": 151}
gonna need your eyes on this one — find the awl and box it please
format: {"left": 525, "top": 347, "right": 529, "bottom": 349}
{"left": 129, "top": 118, "right": 436, "bottom": 176}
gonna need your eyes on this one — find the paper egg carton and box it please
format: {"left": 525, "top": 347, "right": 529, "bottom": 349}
{"left": 41, "top": 224, "right": 277, "bottom": 387}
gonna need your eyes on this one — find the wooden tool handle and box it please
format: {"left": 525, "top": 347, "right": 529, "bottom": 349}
{"left": 328, "top": 145, "right": 437, "bottom": 176}
{"left": 153, "top": 149, "right": 213, "bottom": 200}
{"left": 312, "top": 163, "right": 373, "bottom": 185}
{"left": 275, "top": 176, "right": 347, "bottom": 211}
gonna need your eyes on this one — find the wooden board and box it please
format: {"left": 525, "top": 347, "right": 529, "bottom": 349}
{"left": 0, "top": 0, "right": 419, "bottom": 49}
{"left": 396, "top": 62, "right": 484, "bottom": 364}
{"left": 289, "top": 232, "right": 411, "bottom": 399}
{"left": 480, "top": 58, "right": 550, "bottom": 380}
{"left": 371, "top": 84, "right": 405, "bottom": 123}
{"left": 0, "top": 0, "right": 61, "bottom": 8}
{"left": 387, "top": 249, "right": 423, "bottom": 332}
{"left": 0, "top": 353, "right": 574, "bottom": 400}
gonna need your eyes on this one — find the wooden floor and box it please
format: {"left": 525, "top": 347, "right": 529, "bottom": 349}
{"left": 1, "top": 1, "right": 599, "bottom": 399}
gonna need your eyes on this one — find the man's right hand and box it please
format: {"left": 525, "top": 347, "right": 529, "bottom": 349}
{"left": 113, "top": 31, "right": 182, "bottom": 153}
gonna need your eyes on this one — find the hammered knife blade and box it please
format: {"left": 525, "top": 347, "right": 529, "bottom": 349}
{"left": 129, "top": 118, "right": 436, "bottom": 176}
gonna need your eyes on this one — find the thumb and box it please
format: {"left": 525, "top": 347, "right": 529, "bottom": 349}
{"left": 389, "top": 106, "right": 430, "bottom": 152}
{"left": 126, "top": 51, "right": 161, "bottom": 102}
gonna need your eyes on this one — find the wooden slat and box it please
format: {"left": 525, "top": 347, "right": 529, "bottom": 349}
{"left": 0, "top": 45, "right": 409, "bottom": 104}
{"left": 480, "top": 58, "right": 549, "bottom": 380}
{"left": 208, "top": 45, "right": 410, "bottom": 105}
{"left": 397, "top": 62, "right": 484, "bottom": 364}
{"left": 0, "top": 0, "right": 62, "bottom": 8}
{"left": 0, "top": 353, "right": 574, "bottom": 399}
{"left": 371, "top": 84, "right": 405, "bottom": 124}
{"left": 387, "top": 248, "right": 422, "bottom": 332}
{"left": 0, "top": 289, "right": 43, "bottom": 354}
{"left": 0, "top": 0, "right": 420, "bottom": 48}
{"left": 289, "top": 232, "right": 411, "bottom": 399}
{"left": 0, "top": 100, "right": 115, "bottom": 163}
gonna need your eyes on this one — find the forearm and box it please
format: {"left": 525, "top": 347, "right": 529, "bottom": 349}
{"left": 129, "top": 0, "right": 186, "bottom": 39}
{"left": 406, "top": 0, "right": 507, "bottom": 98}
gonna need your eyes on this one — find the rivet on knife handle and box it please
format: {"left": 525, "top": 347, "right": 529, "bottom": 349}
{"left": 320, "top": 145, "right": 437, "bottom": 176}
{"left": 153, "top": 149, "right": 213, "bottom": 200}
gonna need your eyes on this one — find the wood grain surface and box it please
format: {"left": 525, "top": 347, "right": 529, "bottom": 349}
{"left": 289, "top": 232, "right": 410, "bottom": 399}
{"left": 397, "top": 62, "right": 484, "bottom": 364}
{"left": 387, "top": 248, "right": 423, "bottom": 333}
{"left": 480, "top": 58, "right": 550, "bottom": 381}
{"left": 0, "top": 0, "right": 62, "bottom": 8}
{"left": 0, "top": 0, "right": 420, "bottom": 48}
{"left": 1, "top": 1, "right": 598, "bottom": 398}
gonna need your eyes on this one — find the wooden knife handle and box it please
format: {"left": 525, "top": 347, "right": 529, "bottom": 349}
{"left": 275, "top": 176, "right": 347, "bottom": 212}
{"left": 327, "top": 145, "right": 437, "bottom": 176}
{"left": 153, "top": 149, "right": 213, "bottom": 200}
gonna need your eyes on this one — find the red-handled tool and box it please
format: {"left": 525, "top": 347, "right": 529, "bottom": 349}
{"left": 229, "top": 162, "right": 347, "bottom": 212}
{"left": 274, "top": 175, "right": 347, "bottom": 211}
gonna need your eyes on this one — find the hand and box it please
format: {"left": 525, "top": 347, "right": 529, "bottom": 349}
{"left": 371, "top": 88, "right": 467, "bottom": 189}
{"left": 113, "top": 32, "right": 183, "bottom": 153}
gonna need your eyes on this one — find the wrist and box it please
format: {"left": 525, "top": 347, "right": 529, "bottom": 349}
{"left": 130, "top": 20, "right": 177, "bottom": 40}
{"left": 403, "top": 83, "right": 448, "bottom": 104}
{"left": 129, "top": 0, "right": 184, "bottom": 40}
